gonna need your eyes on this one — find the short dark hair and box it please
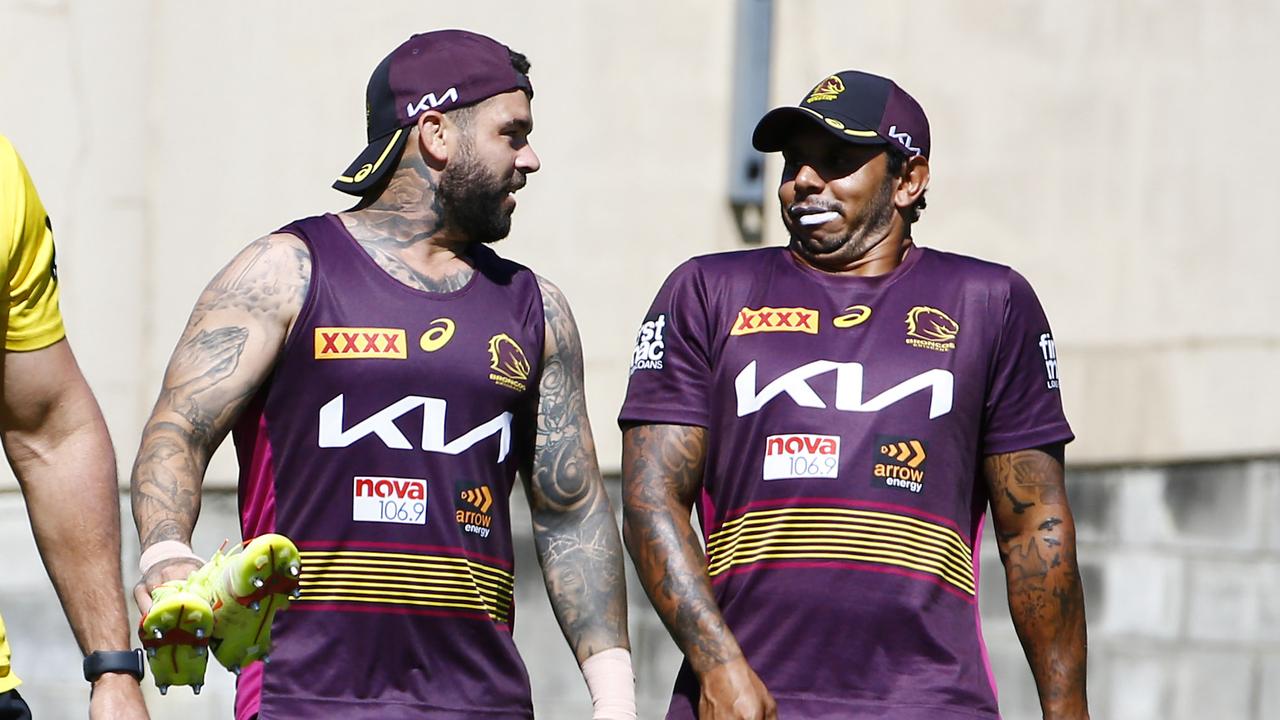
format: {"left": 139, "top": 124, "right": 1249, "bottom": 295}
{"left": 884, "top": 149, "right": 927, "bottom": 224}
{"left": 448, "top": 104, "right": 477, "bottom": 128}
{"left": 508, "top": 49, "right": 530, "bottom": 76}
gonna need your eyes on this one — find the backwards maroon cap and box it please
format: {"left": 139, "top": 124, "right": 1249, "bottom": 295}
{"left": 752, "top": 70, "right": 929, "bottom": 160}
{"left": 333, "top": 29, "right": 533, "bottom": 195}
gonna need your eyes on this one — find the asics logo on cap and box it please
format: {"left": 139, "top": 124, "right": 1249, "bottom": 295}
{"left": 406, "top": 87, "right": 459, "bottom": 117}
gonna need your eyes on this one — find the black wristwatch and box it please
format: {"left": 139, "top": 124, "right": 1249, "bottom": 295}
{"left": 83, "top": 649, "right": 146, "bottom": 683}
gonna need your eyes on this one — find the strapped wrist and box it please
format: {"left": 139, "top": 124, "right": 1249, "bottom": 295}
{"left": 139, "top": 540, "right": 202, "bottom": 576}
{"left": 581, "top": 647, "right": 636, "bottom": 720}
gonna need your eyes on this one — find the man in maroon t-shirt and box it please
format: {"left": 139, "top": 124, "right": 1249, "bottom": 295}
{"left": 620, "top": 71, "right": 1089, "bottom": 719}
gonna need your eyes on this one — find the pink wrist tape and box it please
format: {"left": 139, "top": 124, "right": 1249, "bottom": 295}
{"left": 581, "top": 647, "right": 636, "bottom": 720}
{"left": 138, "top": 540, "right": 202, "bottom": 576}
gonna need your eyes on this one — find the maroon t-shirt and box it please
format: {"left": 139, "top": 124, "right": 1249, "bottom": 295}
{"left": 620, "top": 246, "right": 1072, "bottom": 719}
{"left": 232, "top": 214, "right": 544, "bottom": 719}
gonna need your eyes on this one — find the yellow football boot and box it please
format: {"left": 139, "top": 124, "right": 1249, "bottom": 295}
{"left": 139, "top": 582, "right": 214, "bottom": 695}
{"left": 184, "top": 534, "right": 302, "bottom": 673}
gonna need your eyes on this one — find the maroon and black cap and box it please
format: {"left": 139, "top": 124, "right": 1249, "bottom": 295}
{"left": 333, "top": 29, "right": 533, "bottom": 196}
{"left": 752, "top": 70, "right": 929, "bottom": 159}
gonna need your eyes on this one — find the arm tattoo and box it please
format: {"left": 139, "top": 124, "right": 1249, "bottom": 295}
{"left": 984, "top": 448, "right": 1089, "bottom": 716}
{"left": 186, "top": 237, "right": 310, "bottom": 327}
{"left": 132, "top": 235, "right": 310, "bottom": 550}
{"left": 623, "top": 423, "right": 745, "bottom": 675}
{"left": 525, "top": 277, "right": 628, "bottom": 662}
{"left": 1003, "top": 487, "right": 1035, "bottom": 515}
{"left": 133, "top": 423, "right": 202, "bottom": 547}
{"left": 165, "top": 326, "right": 249, "bottom": 440}
{"left": 341, "top": 143, "right": 474, "bottom": 294}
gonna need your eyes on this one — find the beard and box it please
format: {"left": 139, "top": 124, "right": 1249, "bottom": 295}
{"left": 438, "top": 141, "right": 520, "bottom": 244}
{"left": 789, "top": 171, "right": 897, "bottom": 260}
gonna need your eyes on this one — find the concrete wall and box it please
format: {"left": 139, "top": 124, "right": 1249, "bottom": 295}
{"left": 0, "top": 0, "right": 1277, "bottom": 717}
{"left": 1065, "top": 460, "right": 1280, "bottom": 719}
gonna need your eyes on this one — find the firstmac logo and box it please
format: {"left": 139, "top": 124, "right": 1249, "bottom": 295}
{"left": 630, "top": 315, "right": 666, "bottom": 373}
{"left": 1039, "top": 333, "right": 1060, "bottom": 390}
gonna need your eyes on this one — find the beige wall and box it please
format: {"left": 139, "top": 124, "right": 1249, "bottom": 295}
{"left": 3, "top": 1, "right": 1275, "bottom": 490}
{"left": 769, "top": 1, "right": 1280, "bottom": 463}
{"left": 2, "top": 1, "right": 1276, "bottom": 489}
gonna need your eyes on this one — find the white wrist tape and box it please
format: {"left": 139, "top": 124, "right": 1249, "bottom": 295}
{"left": 581, "top": 647, "right": 636, "bottom": 720}
{"left": 138, "top": 540, "right": 202, "bottom": 576}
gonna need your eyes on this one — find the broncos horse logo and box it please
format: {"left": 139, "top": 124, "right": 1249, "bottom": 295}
{"left": 487, "top": 333, "right": 531, "bottom": 391}
{"left": 904, "top": 307, "right": 960, "bottom": 352}
{"left": 806, "top": 75, "right": 846, "bottom": 103}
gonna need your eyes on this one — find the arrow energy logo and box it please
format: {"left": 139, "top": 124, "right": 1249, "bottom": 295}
{"left": 456, "top": 483, "right": 494, "bottom": 538}
{"left": 873, "top": 435, "right": 929, "bottom": 494}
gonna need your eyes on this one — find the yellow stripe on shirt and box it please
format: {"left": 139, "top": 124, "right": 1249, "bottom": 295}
{"left": 706, "top": 505, "right": 976, "bottom": 596}
{"left": 296, "top": 549, "right": 515, "bottom": 623}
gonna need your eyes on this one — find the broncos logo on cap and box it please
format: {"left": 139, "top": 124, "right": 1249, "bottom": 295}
{"left": 806, "top": 76, "right": 845, "bottom": 104}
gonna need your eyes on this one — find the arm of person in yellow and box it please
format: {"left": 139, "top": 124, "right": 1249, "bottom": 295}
{"left": 1, "top": 340, "right": 148, "bottom": 718}
{"left": 1, "top": 135, "right": 147, "bottom": 717}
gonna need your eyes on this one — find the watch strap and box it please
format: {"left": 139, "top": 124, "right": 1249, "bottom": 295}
{"left": 82, "top": 649, "right": 145, "bottom": 683}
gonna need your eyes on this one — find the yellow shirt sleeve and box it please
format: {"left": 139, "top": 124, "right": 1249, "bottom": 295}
{"left": 1, "top": 135, "right": 65, "bottom": 352}
{"left": 0, "top": 610, "right": 18, "bottom": 693}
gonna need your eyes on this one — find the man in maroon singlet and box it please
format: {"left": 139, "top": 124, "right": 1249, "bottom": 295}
{"left": 129, "top": 31, "right": 633, "bottom": 719}
{"left": 621, "top": 71, "right": 1090, "bottom": 719}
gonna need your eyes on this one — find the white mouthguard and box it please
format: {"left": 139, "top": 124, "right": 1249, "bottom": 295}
{"left": 798, "top": 211, "right": 839, "bottom": 226}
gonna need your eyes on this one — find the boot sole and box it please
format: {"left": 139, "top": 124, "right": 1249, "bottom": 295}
{"left": 209, "top": 533, "right": 302, "bottom": 670}
{"left": 139, "top": 589, "right": 213, "bottom": 692}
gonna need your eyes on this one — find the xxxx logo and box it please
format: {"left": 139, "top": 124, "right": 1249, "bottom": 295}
{"left": 315, "top": 327, "right": 408, "bottom": 360}
{"left": 459, "top": 485, "right": 493, "bottom": 513}
{"left": 730, "top": 307, "right": 819, "bottom": 337}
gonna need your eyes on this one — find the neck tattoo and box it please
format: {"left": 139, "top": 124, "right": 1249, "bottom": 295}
{"left": 345, "top": 149, "right": 476, "bottom": 294}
